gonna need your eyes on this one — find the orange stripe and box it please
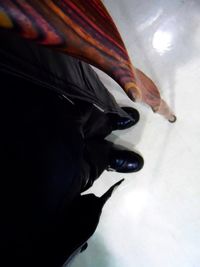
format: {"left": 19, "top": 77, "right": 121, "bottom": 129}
{"left": 0, "top": 10, "right": 13, "bottom": 28}
{"left": 46, "top": 0, "right": 127, "bottom": 64}
{"left": 67, "top": 0, "right": 126, "bottom": 53}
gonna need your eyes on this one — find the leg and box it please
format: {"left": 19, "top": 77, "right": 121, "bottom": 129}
{"left": 75, "top": 99, "right": 140, "bottom": 140}
{"left": 81, "top": 139, "right": 144, "bottom": 192}
{"left": 82, "top": 139, "right": 113, "bottom": 191}
{"left": 0, "top": 72, "right": 85, "bottom": 266}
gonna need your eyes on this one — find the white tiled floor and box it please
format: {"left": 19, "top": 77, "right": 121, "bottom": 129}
{"left": 70, "top": 1, "right": 200, "bottom": 266}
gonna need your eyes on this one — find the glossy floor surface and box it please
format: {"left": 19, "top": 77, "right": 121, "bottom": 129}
{"left": 70, "top": 1, "right": 200, "bottom": 266}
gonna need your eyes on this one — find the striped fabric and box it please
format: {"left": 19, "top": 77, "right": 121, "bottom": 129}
{"left": 0, "top": 0, "right": 175, "bottom": 121}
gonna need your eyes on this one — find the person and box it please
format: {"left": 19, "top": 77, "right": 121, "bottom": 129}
{"left": 0, "top": 29, "right": 144, "bottom": 266}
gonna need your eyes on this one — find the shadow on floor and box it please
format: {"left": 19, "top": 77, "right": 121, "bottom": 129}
{"left": 69, "top": 233, "right": 112, "bottom": 267}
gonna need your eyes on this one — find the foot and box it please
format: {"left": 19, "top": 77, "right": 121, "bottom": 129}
{"left": 112, "top": 107, "right": 140, "bottom": 131}
{"left": 107, "top": 144, "right": 144, "bottom": 173}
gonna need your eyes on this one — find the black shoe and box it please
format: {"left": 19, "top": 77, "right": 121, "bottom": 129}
{"left": 107, "top": 144, "right": 144, "bottom": 173}
{"left": 112, "top": 107, "right": 140, "bottom": 131}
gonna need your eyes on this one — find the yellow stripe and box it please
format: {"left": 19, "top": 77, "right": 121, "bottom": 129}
{"left": 0, "top": 10, "right": 13, "bottom": 28}
{"left": 45, "top": 0, "right": 125, "bottom": 64}
{"left": 125, "top": 82, "right": 142, "bottom": 101}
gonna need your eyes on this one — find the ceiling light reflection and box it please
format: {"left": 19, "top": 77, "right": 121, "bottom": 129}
{"left": 153, "top": 30, "right": 172, "bottom": 55}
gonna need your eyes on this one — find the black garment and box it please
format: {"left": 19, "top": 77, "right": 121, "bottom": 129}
{"left": 0, "top": 28, "right": 133, "bottom": 135}
{"left": 0, "top": 71, "right": 116, "bottom": 267}
{"left": 0, "top": 29, "right": 131, "bottom": 266}
{"left": 1, "top": 72, "right": 82, "bottom": 265}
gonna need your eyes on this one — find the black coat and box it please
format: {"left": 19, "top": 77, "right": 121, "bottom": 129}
{"left": 0, "top": 29, "right": 132, "bottom": 123}
{"left": 0, "top": 29, "right": 128, "bottom": 266}
{"left": 0, "top": 70, "right": 124, "bottom": 267}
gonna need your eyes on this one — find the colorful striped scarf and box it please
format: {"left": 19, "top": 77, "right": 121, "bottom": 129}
{"left": 0, "top": 0, "right": 176, "bottom": 122}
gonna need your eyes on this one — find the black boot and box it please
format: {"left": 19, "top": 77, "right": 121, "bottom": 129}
{"left": 82, "top": 140, "right": 144, "bottom": 192}
{"left": 111, "top": 106, "right": 140, "bottom": 131}
{"left": 107, "top": 144, "right": 144, "bottom": 173}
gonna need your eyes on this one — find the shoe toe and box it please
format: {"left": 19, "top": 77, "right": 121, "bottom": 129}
{"left": 108, "top": 149, "right": 144, "bottom": 173}
{"left": 112, "top": 107, "right": 140, "bottom": 131}
{"left": 116, "top": 118, "right": 134, "bottom": 130}
{"left": 127, "top": 153, "right": 144, "bottom": 172}
{"left": 121, "top": 107, "right": 140, "bottom": 125}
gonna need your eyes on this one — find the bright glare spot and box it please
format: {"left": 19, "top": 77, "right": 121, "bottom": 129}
{"left": 123, "top": 189, "right": 150, "bottom": 219}
{"left": 153, "top": 30, "right": 172, "bottom": 55}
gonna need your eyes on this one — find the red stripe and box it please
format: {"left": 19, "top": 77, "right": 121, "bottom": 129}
{"left": 2, "top": 0, "right": 38, "bottom": 39}
{"left": 63, "top": 0, "right": 127, "bottom": 55}
{"left": 16, "top": 0, "right": 62, "bottom": 45}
